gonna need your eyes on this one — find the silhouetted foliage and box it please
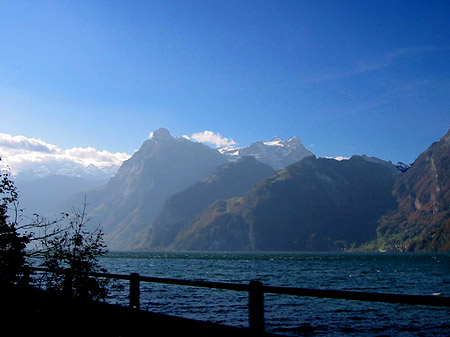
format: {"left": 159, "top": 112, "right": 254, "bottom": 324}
{"left": 0, "top": 160, "right": 30, "bottom": 286}
{"left": 39, "top": 199, "right": 109, "bottom": 301}
{"left": 1, "top": 158, "right": 109, "bottom": 301}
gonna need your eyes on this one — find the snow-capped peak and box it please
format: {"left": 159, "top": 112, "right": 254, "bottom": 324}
{"left": 263, "top": 136, "right": 284, "bottom": 147}
{"left": 218, "top": 146, "right": 242, "bottom": 156}
{"left": 220, "top": 135, "right": 313, "bottom": 170}
{"left": 15, "top": 161, "right": 117, "bottom": 182}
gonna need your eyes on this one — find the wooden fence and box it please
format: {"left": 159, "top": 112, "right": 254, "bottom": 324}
{"left": 30, "top": 267, "right": 450, "bottom": 334}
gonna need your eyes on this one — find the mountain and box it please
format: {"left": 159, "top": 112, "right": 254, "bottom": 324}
{"left": 219, "top": 136, "right": 313, "bottom": 170}
{"left": 162, "top": 129, "right": 450, "bottom": 253}
{"left": 14, "top": 161, "right": 117, "bottom": 182}
{"left": 164, "top": 155, "right": 398, "bottom": 251}
{"left": 13, "top": 162, "right": 114, "bottom": 218}
{"left": 80, "top": 128, "right": 229, "bottom": 250}
{"left": 369, "top": 129, "right": 450, "bottom": 251}
{"left": 140, "top": 156, "right": 275, "bottom": 249}
{"left": 14, "top": 175, "right": 106, "bottom": 218}
{"left": 21, "top": 126, "right": 448, "bottom": 252}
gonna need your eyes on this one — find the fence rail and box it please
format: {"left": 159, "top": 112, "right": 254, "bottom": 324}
{"left": 30, "top": 267, "right": 450, "bottom": 334}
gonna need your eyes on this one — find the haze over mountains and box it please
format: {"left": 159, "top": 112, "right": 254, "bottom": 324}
{"left": 71, "top": 128, "right": 229, "bottom": 249}
{"left": 13, "top": 160, "right": 116, "bottom": 217}
{"left": 84, "top": 128, "right": 314, "bottom": 249}
{"left": 10, "top": 127, "right": 450, "bottom": 252}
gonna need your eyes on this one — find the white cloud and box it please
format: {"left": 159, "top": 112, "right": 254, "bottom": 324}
{"left": 0, "top": 133, "right": 58, "bottom": 153}
{"left": 63, "top": 147, "right": 131, "bottom": 168}
{"left": 189, "top": 130, "right": 236, "bottom": 148}
{"left": 0, "top": 132, "right": 131, "bottom": 174}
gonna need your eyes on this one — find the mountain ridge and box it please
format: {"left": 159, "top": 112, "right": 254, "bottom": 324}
{"left": 81, "top": 128, "right": 230, "bottom": 250}
{"left": 219, "top": 135, "right": 313, "bottom": 170}
{"left": 164, "top": 155, "right": 399, "bottom": 251}
{"left": 367, "top": 128, "right": 450, "bottom": 251}
{"left": 141, "top": 156, "right": 275, "bottom": 249}
{"left": 12, "top": 127, "right": 449, "bottom": 252}
{"left": 165, "top": 129, "right": 450, "bottom": 252}
{"left": 44, "top": 128, "right": 315, "bottom": 250}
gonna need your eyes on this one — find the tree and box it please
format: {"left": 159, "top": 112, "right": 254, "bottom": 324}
{"left": 1, "top": 158, "right": 109, "bottom": 302}
{"left": 39, "top": 199, "right": 109, "bottom": 302}
{"left": 0, "top": 160, "right": 30, "bottom": 286}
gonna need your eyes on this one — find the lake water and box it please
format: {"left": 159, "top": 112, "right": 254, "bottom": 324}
{"left": 98, "top": 252, "right": 449, "bottom": 336}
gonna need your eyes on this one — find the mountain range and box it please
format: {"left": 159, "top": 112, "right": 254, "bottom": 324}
{"left": 14, "top": 161, "right": 115, "bottom": 218}
{"left": 73, "top": 128, "right": 229, "bottom": 249}
{"left": 144, "top": 155, "right": 398, "bottom": 251}
{"left": 89, "top": 128, "right": 314, "bottom": 249}
{"left": 219, "top": 135, "right": 313, "bottom": 170}
{"left": 137, "top": 128, "right": 449, "bottom": 252}
{"left": 15, "top": 161, "right": 117, "bottom": 182}
{"left": 11, "top": 127, "right": 450, "bottom": 252}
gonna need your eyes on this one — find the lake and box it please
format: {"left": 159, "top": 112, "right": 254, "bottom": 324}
{"left": 98, "top": 252, "right": 449, "bottom": 336}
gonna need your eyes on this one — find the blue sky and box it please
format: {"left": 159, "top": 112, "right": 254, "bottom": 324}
{"left": 1, "top": 0, "right": 449, "bottom": 169}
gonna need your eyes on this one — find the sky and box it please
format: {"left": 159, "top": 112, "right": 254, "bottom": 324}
{"left": 1, "top": 0, "right": 449, "bottom": 173}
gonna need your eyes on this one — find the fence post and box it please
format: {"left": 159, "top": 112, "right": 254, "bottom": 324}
{"left": 249, "top": 280, "right": 264, "bottom": 334}
{"left": 21, "top": 266, "right": 31, "bottom": 287}
{"left": 129, "top": 273, "right": 140, "bottom": 310}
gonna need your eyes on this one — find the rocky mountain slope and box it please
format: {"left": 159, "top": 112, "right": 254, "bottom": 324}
{"left": 32, "top": 128, "right": 315, "bottom": 250}
{"left": 160, "top": 129, "right": 450, "bottom": 252}
{"left": 368, "top": 129, "right": 450, "bottom": 251}
{"left": 140, "top": 156, "right": 275, "bottom": 249}
{"left": 164, "top": 155, "right": 399, "bottom": 251}
{"left": 80, "top": 128, "right": 229, "bottom": 250}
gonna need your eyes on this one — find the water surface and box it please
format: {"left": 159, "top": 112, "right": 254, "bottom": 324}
{"left": 99, "top": 252, "right": 450, "bottom": 336}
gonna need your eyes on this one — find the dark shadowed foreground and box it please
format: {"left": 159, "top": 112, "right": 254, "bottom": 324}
{"left": 2, "top": 285, "right": 278, "bottom": 337}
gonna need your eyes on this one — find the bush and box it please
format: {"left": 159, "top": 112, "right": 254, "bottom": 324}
{"left": 39, "top": 200, "right": 109, "bottom": 302}
{"left": 0, "top": 162, "right": 30, "bottom": 286}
